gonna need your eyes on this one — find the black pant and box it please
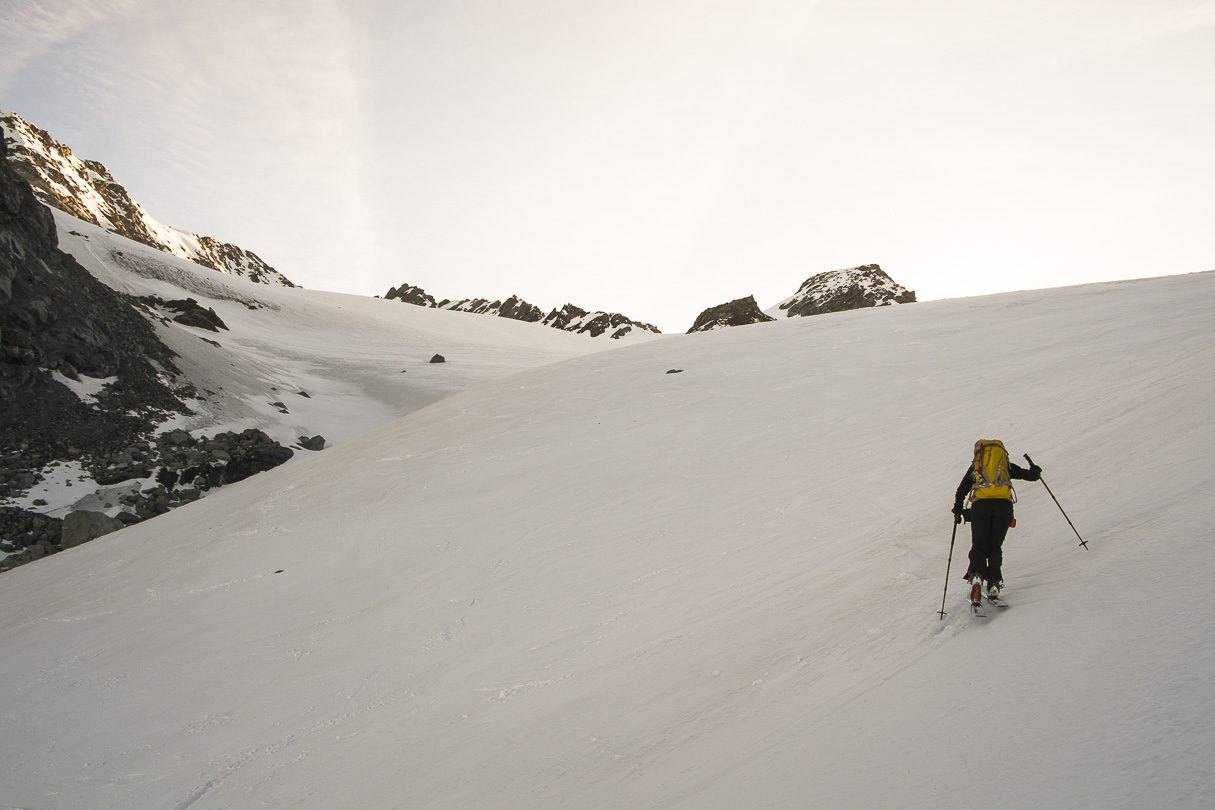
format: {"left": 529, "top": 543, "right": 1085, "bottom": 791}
{"left": 967, "top": 498, "right": 1014, "bottom": 583}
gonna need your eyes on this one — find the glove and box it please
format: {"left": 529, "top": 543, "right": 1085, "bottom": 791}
{"left": 954, "top": 511, "right": 963, "bottom": 525}
{"left": 1029, "top": 464, "right": 1042, "bottom": 481}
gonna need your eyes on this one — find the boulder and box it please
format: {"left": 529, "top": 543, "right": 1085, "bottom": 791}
{"left": 165, "top": 298, "right": 228, "bottom": 331}
{"left": 61, "top": 509, "right": 125, "bottom": 549}
{"left": 298, "top": 435, "right": 326, "bottom": 451}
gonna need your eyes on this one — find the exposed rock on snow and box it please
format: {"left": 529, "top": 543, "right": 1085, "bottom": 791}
{"left": 387, "top": 285, "right": 546, "bottom": 323}
{"left": 385, "top": 281, "right": 662, "bottom": 339}
{"left": 769, "top": 264, "right": 915, "bottom": 319}
{"left": 0, "top": 417, "right": 297, "bottom": 571}
{"left": 0, "top": 112, "right": 294, "bottom": 287}
{"left": 444, "top": 294, "right": 546, "bottom": 323}
{"left": 163, "top": 298, "right": 229, "bottom": 332}
{"left": 540, "top": 303, "right": 660, "bottom": 339}
{"left": 382, "top": 283, "right": 437, "bottom": 307}
{"left": 687, "top": 295, "right": 776, "bottom": 333}
{"left": 298, "top": 435, "right": 326, "bottom": 451}
{"left": 60, "top": 509, "right": 124, "bottom": 548}
{"left": 0, "top": 129, "right": 190, "bottom": 496}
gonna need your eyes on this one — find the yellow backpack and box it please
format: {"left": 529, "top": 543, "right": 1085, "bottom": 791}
{"left": 970, "top": 439, "right": 1014, "bottom": 502}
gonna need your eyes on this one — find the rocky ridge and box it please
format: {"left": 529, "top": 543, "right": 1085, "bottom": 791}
{"left": 0, "top": 129, "right": 189, "bottom": 470}
{"left": 385, "top": 282, "right": 662, "bottom": 339}
{"left": 0, "top": 111, "right": 294, "bottom": 288}
{"left": 770, "top": 264, "right": 916, "bottom": 318}
{"left": 0, "top": 130, "right": 300, "bottom": 572}
{"left": 688, "top": 265, "right": 915, "bottom": 333}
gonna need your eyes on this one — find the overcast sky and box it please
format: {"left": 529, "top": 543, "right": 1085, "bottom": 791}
{"left": 2, "top": 0, "right": 1212, "bottom": 332}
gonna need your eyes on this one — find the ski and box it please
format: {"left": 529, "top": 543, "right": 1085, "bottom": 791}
{"left": 986, "top": 595, "right": 1009, "bottom": 609}
{"left": 971, "top": 602, "right": 986, "bottom": 618}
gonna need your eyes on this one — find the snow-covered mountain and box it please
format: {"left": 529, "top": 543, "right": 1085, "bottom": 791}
{"left": 0, "top": 141, "right": 619, "bottom": 569}
{"left": 0, "top": 111, "right": 295, "bottom": 287}
{"left": 767, "top": 263, "right": 916, "bottom": 318}
{"left": 1, "top": 265, "right": 1213, "bottom": 809}
{"left": 41, "top": 208, "right": 615, "bottom": 447}
{"left": 385, "top": 282, "right": 664, "bottom": 339}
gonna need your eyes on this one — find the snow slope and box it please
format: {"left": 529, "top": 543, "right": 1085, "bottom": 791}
{"left": 1, "top": 271, "right": 1213, "bottom": 809}
{"left": 47, "top": 208, "right": 636, "bottom": 449}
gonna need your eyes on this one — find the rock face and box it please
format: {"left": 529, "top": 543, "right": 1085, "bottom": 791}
{"left": 687, "top": 296, "right": 776, "bottom": 333}
{"left": 771, "top": 264, "right": 915, "bottom": 319}
{"left": 0, "top": 112, "right": 294, "bottom": 287}
{"left": 1, "top": 128, "right": 190, "bottom": 483}
{"left": 0, "top": 130, "right": 304, "bottom": 574}
{"left": 385, "top": 282, "right": 662, "bottom": 339}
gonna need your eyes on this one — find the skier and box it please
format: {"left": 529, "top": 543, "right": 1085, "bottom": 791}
{"left": 952, "top": 439, "right": 1041, "bottom": 606}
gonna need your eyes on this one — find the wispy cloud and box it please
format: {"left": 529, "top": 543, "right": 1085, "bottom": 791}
{"left": 0, "top": 0, "right": 154, "bottom": 89}
{"left": 3, "top": 1, "right": 375, "bottom": 290}
{"left": 4, "top": 0, "right": 1212, "bottom": 327}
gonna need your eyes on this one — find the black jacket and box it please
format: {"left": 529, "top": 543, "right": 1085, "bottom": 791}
{"left": 954, "top": 462, "right": 1040, "bottom": 513}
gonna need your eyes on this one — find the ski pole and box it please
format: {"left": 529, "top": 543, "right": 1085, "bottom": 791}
{"left": 938, "top": 519, "right": 959, "bottom": 619}
{"left": 1024, "top": 453, "right": 1089, "bottom": 550}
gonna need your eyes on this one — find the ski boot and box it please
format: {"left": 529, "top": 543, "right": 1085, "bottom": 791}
{"left": 969, "top": 577, "right": 983, "bottom": 607}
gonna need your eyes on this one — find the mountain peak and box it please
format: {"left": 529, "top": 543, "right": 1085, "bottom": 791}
{"left": 0, "top": 112, "right": 294, "bottom": 287}
{"left": 769, "top": 264, "right": 915, "bottom": 319}
{"left": 687, "top": 295, "right": 776, "bottom": 333}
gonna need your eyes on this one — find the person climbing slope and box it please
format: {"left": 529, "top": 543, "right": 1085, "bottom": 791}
{"left": 952, "top": 439, "right": 1041, "bottom": 606}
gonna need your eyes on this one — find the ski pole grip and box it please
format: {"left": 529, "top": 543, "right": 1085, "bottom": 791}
{"left": 1023, "top": 453, "right": 1036, "bottom": 467}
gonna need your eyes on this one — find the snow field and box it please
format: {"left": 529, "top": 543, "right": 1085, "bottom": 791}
{"left": 48, "top": 208, "right": 623, "bottom": 449}
{"left": 1, "top": 270, "right": 1214, "bottom": 808}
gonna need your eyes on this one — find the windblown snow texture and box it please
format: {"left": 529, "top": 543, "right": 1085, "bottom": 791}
{"left": 2, "top": 266, "right": 1213, "bottom": 809}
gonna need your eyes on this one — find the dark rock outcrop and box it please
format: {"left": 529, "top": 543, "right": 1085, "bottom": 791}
{"left": 541, "top": 304, "right": 661, "bottom": 339}
{"left": 775, "top": 264, "right": 916, "bottom": 319}
{"left": 1, "top": 127, "right": 190, "bottom": 487}
{"left": 298, "top": 434, "right": 325, "bottom": 451}
{"left": 384, "top": 281, "right": 662, "bottom": 338}
{"left": 687, "top": 296, "right": 776, "bottom": 333}
{"left": 443, "top": 294, "right": 545, "bottom": 323}
{"left": 0, "top": 508, "right": 64, "bottom": 571}
{"left": 164, "top": 298, "right": 228, "bottom": 332}
{"left": 384, "top": 284, "right": 438, "bottom": 307}
{"left": 0, "top": 427, "right": 298, "bottom": 571}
